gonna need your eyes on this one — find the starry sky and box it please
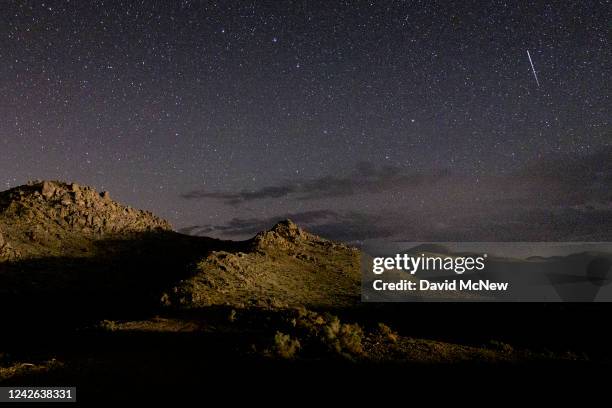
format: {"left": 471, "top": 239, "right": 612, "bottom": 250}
{"left": 1, "top": 0, "right": 610, "bottom": 243}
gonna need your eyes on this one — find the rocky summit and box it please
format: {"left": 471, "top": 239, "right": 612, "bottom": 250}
{"left": 0, "top": 180, "right": 171, "bottom": 260}
{"left": 162, "top": 219, "right": 361, "bottom": 309}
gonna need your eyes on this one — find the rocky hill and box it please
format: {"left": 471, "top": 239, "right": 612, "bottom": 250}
{"left": 0, "top": 180, "right": 171, "bottom": 261}
{"left": 163, "top": 220, "right": 360, "bottom": 309}
{"left": 0, "top": 181, "right": 360, "bottom": 312}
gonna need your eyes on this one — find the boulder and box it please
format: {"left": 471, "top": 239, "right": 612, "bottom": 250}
{"left": 60, "top": 193, "right": 73, "bottom": 206}
{"left": 41, "top": 181, "right": 56, "bottom": 199}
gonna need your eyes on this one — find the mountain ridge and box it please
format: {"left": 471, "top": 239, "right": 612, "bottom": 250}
{"left": 0, "top": 180, "right": 360, "bottom": 310}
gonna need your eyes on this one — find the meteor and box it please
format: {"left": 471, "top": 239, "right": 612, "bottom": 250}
{"left": 526, "top": 50, "right": 540, "bottom": 87}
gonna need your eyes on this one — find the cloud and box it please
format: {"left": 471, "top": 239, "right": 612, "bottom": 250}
{"left": 182, "top": 147, "right": 611, "bottom": 209}
{"left": 181, "top": 162, "right": 451, "bottom": 205}
{"left": 180, "top": 146, "right": 612, "bottom": 242}
{"left": 179, "top": 210, "right": 340, "bottom": 237}
{"left": 179, "top": 209, "right": 402, "bottom": 242}
{"left": 508, "top": 145, "right": 612, "bottom": 207}
{"left": 181, "top": 203, "right": 612, "bottom": 243}
{"left": 307, "top": 211, "right": 404, "bottom": 241}
{"left": 518, "top": 146, "right": 612, "bottom": 184}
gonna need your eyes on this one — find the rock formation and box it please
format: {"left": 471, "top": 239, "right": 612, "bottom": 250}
{"left": 162, "top": 219, "right": 360, "bottom": 309}
{"left": 0, "top": 180, "right": 171, "bottom": 260}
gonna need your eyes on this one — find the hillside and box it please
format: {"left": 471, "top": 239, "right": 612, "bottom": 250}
{"left": 0, "top": 181, "right": 593, "bottom": 396}
{"left": 0, "top": 181, "right": 360, "bottom": 312}
{"left": 164, "top": 220, "right": 360, "bottom": 308}
{"left": 0, "top": 180, "right": 171, "bottom": 261}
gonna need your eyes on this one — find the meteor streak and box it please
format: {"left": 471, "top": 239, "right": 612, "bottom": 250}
{"left": 526, "top": 50, "right": 540, "bottom": 87}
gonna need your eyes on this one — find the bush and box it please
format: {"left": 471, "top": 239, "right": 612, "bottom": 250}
{"left": 377, "top": 322, "right": 399, "bottom": 343}
{"left": 322, "top": 316, "right": 364, "bottom": 357}
{"left": 273, "top": 331, "right": 301, "bottom": 359}
{"left": 98, "top": 319, "right": 118, "bottom": 332}
{"left": 281, "top": 308, "right": 365, "bottom": 360}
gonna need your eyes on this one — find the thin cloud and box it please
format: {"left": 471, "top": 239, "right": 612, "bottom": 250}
{"left": 180, "top": 147, "right": 612, "bottom": 242}
{"left": 179, "top": 210, "right": 340, "bottom": 237}
{"left": 181, "top": 162, "right": 451, "bottom": 205}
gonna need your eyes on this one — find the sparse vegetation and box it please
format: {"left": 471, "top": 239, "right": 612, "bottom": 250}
{"left": 98, "top": 319, "right": 119, "bottom": 332}
{"left": 377, "top": 322, "right": 399, "bottom": 343}
{"left": 273, "top": 308, "right": 366, "bottom": 360}
{"left": 322, "top": 317, "right": 364, "bottom": 358}
{"left": 272, "top": 331, "right": 301, "bottom": 359}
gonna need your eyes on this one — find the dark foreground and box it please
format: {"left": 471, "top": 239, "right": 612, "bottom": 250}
{"left": 1, "top": 301, "right": 610, "bottom": 402}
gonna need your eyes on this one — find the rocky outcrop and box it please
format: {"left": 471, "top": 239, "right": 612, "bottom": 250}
{"left": 250, "top": 219, "right": 351, "bottom": 252}
{"left": 0, "top": 180, "right": 172, "bottom": 260}
{"left": 163, "top": 220, "right": 361, "bottom": 309}
{"left": 0, "top": 181, "right": 170, "bottom": 235}
{"left": 0, "top": 228, "right": 19, "bottom": 261}
{"left": 251, "top": 219, "right": 321, "bottom": 250}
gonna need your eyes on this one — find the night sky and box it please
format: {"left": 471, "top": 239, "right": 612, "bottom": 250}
{"left": 1, "top": 1, "right": 610, "bottom": 242}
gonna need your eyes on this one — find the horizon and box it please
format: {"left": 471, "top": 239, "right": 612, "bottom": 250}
{"left": 1, "top": 0, "right": 609, "bottom": 242}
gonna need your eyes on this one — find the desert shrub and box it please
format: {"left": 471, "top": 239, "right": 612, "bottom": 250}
{"left": 377, "top": 322, "right": 399, "bottom": 343}
{"left": 98, "top": 319, "right": 118, "bottom": 332}
{"left": 292, "top": 308, "right": 325, "bottom": 329}
{"left": 320, "top": 316, "right": 364, "bottom": 358}
{"left": 323, "top": 316, "right": 342, "bottom": 338}
{"left": 272, "top": 331, "right": 301, "bottom": 359}
{"left": 283, "top": 308, "right": 365, "bottom": 360}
